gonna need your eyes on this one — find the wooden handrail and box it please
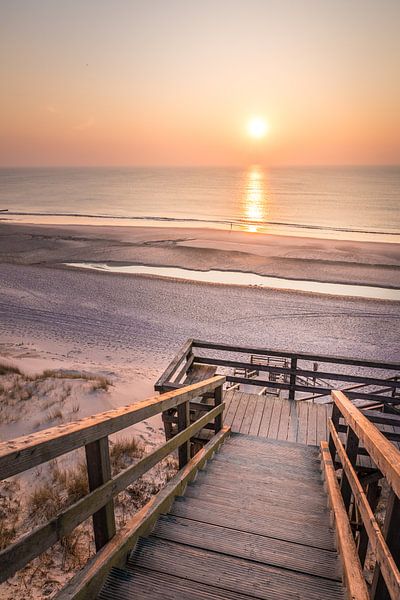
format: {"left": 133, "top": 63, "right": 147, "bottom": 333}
{"left": 0, "top": 375, "right": 225, "bottom": 480}
{"left": 328, "top": 390, "right": 400, "bottom": 600}
{"left": 192, "top": 339, "right": 400, "bottom": 371}
{"left": 328, "top": 421, "right": 400, "bottom": 599}
{"left": 56, "top": 427, "right": 230, "bottom": 600}
{"left": 194, "top": 356, "right": 400, "bottom": 390}
{"left": 0, "top": 375, "right": 226, "bottom": 590}
{"left": 320, "top": 442, "right": 369, "bottom": 600}
{"left": 331, "top": 390, "right": 400, "bottom": 499}
{"left": 0, "top": 401, "right": 225, "bottom": 583}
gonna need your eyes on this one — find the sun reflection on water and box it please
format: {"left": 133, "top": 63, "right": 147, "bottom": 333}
{"left": 242, "top": 166, "right": 268, "bottom": 232}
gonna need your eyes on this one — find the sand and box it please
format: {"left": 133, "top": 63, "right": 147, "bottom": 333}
{"left": 1, "top": 221, "right": 400, "bottom": 287}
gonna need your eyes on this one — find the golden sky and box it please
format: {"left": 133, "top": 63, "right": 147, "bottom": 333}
{"left": 1, "top": 0, "right": 399, "bottom": 167}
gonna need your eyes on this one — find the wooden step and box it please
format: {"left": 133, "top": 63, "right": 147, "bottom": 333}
{"left": 127, "top": 537, "right": 344, "bottom": 600}
{"left": 200, "top": 461, "right": 326, "bottom": 491}
{"left": 190, "top": 472, "right": 329, "bottom": 510}
{"left": 152, "top": 514, "right": 342, "bottom": 581}
{"left": 170, "top": 496, "right": 336, "bottom": 550}
{"left": 99, "top": 566, "right": 282, "bottom": 600}
{"left": 182, "top": 487, "right": 331, "bottom": 527}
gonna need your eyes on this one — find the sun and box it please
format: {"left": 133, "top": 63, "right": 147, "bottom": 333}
{"left": 247, "top": 117, "right": 269, "bottom": 139}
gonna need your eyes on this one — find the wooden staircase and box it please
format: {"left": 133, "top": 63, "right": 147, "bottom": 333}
{"left": 98, "top": 434, "right": 345, "bottom": 600}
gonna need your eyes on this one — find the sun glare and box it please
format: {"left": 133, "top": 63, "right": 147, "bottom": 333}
{"left": 247, "top": 117, "right": 268, "bottom": 139}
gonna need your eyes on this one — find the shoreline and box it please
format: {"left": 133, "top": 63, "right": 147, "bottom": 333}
{"left": 1, "top": 221, "right": 400, "bottom": 290}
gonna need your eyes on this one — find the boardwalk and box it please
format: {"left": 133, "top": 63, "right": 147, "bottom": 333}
{"left": 99, "top": 434, "right": 345, "bottom": 600}
{"left": 223, "top": 389, "right": 331, "bottom": 445}
{"left": 1, "top": 375, "right": 399, "bottom": 599}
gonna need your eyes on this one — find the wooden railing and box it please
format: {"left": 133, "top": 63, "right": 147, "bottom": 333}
{"left": 322, "top": 390, "right": 400, "bottom": 600}
{"left": 155, "top": 339, "right": 400, "bottom": 406}
{"left": 0, "top": 375, "right": 228, "bottom": 599}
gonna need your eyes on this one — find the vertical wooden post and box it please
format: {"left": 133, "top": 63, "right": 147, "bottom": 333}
{"left": 328, "top": 403, "right": 341, "bottom": 460}
{"left": 289, "top": 357, "right": 297, "bottom": 401}
{"left": 340, "top": 427, "right": 359, "bottom": 511}
{"left": 177, "top": 400, "right": 190, "bottom": 469}
{"left": 371, "top": 490, "right": 400, "bottom": 600}
{"left": 358, "top": 480, "right": 380, "bottom": 566}
{"left": 85, "top": 436, "right": 116, "bottom": 551}
{"left": 214, "top": 383, "right": 223, "bottom": 433}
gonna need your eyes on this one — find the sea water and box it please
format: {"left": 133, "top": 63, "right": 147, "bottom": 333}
{"left": 1, "top": 165, "right": 399, "bottom": 242}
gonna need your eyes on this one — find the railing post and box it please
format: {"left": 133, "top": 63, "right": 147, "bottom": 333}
{"left": 370, "top": 490, "right": 400, "bottom": 600}
{"left": 340, "top": 427, "right": 359, "bottom": 511}
{"left": 214, "top": 382, "right": 223, "bottom": 433}
{"left": 328, "top": 403, "right": 341, "bottom": 460}
{"left": 177, "top": 399, "right": 190, "bottom": 469}
{"left": 85, "top": 436, "right": 116, "bottom": 551}
{"left": 289, "top": 357, "right": 297, "bottom": 401}
{"left": 358, "top": 480, "right": 380, "bottom": 566}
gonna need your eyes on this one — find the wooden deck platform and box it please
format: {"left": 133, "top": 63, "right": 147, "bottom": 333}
{"left": 98, "top": 434, "right": 345, "bottom": 600}
{"left": 223, "top": 390, "right": 331, "bottom": 446}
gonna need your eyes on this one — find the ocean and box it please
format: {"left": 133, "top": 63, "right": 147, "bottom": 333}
{"left": 1, "top": 166, "right": 399, "bottom": 242}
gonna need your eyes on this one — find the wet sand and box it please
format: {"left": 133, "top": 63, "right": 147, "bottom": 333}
{"left": 1, "top": 221, "right": 400, "bottom": 288}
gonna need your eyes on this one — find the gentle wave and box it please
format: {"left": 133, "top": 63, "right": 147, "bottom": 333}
{"left": 4, "top": 211, "right": 400, "bottom": 237}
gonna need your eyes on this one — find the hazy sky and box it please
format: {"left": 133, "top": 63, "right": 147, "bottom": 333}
{"left": 1, "top": 0, "right": 399, "bottom": 167}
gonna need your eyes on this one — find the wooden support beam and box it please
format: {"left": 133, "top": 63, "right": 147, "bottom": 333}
{"left": 341, "top": 428, "right": 359, "bottom": 511}
{"left": 214, "top": 384, "right": 223, "bottom": 433}
{"left": 371, "top": 491, "right": 400, "bottom": 600}
{"left": 320, "top": 441, "right": 369, "bottom": 600}
{"left": 358, "top": 480, "right": 380, "bottom": 566}
{"left": 177, "top": 401, "right": 190, "bottom": 469}
{"left": 329, "top": 403, "right": 341, "bottom": 460}
{"left": 85, "top": 437, "right": 116, "bottom": 551}
{"left": 328, "top": 420, "right": 400, "bottom": 600}
{"left": 289, "top": 357, "right": 297, "bottom": 401}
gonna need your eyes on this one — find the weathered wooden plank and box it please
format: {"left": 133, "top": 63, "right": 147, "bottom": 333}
{"left": 329, "top": 422, "right": 400, "bottom": 600}
{"left": 240, "top": 394, "right": 257, "bottom": 435}
{"left": 306, "top": 402, "right": 318, "bottom": 446}
{"left": 332, "top": 390, "right": 400, "bottom": 499}
{"left": 267, "top": 398, "right": 283, "bottom": 439}
{"left": 296, "top": 400, "right": 309, "bottom": 444}
{"left": 0, "top": 375, "right": 225, "bottom": 480}
{"left": 128, "top": 537, "right": 344, "bottom": 600}
{"left": 231, "top": 393, "right": 249, "bottom": 432}
{"left": 248, "top": 395, "right": 266, "bottom": 436}
{"left": 55, "top": 426, "right": 231, "bottom": 600}
{"left": 153, "top": 514, "right": 342, "bottom": 581}
{"left": 277, "top": 397, "right": 290, "bottom": 441}
{"left": 286, "top": 401, "right": 299, "bottom": 442}
{"left": 316, "top": 404, "right": 328, "bottom": 444}
{"left": 0, "top": 403, "right": 225, "bottom": 584}
{"left": 258, "top": 397, "right": 275, "bottom": 437}
{"left": 320, "top": 441, "right": 369, "bottom": 600}
{"left": 223, "top": 392, "right": 241, "bottom": 429}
